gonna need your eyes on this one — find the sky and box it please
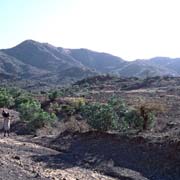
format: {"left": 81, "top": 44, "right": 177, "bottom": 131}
{"left": 1, "top": 0, "right": 180, "bottom": 60}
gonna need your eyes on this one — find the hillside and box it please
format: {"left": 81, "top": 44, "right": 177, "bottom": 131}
{"left": 0, "top": 51, "right": 49, "bottom": 79}
{"left": 1, "top": 40, "right": 180, "bottom": 89}
{"left": 69, "top": 48, "right": 126, "bottom": 73}
{"left": 1, "top": 40, "right": 97, "bottom": 87}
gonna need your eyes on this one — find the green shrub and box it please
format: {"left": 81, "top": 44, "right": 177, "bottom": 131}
{"left": 124, "top": 108, "right": 143, "bottom": 129}
{"left": 28, "top": 111, "right": 57, "bottom": 131}
{"left": 18, "top": 98, "right": 57, "bottom": 131}
{"left": 108, "top": 97, "right": 128, "bottom": 117}
{"left": 8, "top": 87, "right": 22, "bottom": 98}
{"left": 0, "top": 87, "right": 58, "bottom": 131}
{"left": 81, "top": 102, "right": 118, "bottom": 131}
{"left": 14, "top": 94, "right": 35, "bottom": 109}
{"left": 18, "top": 100, "right": 41, "bottom": 121}
{"left": 0, "top": 88, "right": 14, "bottom": 108}
{"left": 80, "top": 97, "right": 147, "bottom": 132}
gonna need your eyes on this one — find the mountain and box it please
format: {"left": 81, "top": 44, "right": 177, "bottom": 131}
{"left": 115, "top": 59, "right": 179, "bottom": 77}
{"left": 0, "top": 50, "right": 48, "bottom": 79}
{"left": 146, "top": 57, "right": 180, "bottom": 74}
{"left": 1, "top": 40, "right": 98, "bottom": 86}
{"left": 2, "top": 40, "right": 126, "bottom": 74}
{"left": 1, "top": 39, "right": 180, "bottom": 89}
{"left": 2, "top": 40, "right": 84, "bottom": 71}
{"left": 69, "top": 48, "right": 127, "bottom": 73}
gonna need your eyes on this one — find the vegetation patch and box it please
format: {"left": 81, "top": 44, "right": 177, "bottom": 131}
{"left": 0, "top": 87, "right": 57, "bottom": 132}
{"left": 80, "top": 97, "right": 156, "bottom": 132}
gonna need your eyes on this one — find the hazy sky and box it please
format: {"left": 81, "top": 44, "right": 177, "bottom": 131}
{"left": 1, "top": 0, "right": 180, "bottom": 60}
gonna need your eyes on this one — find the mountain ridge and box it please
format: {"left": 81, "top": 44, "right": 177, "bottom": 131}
{"left": 1, "top": 39, "right": 180, "bottom": 88}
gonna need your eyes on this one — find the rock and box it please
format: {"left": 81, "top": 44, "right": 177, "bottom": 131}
{"left": 12, "top": 155, "right": 20, "bottom": 160}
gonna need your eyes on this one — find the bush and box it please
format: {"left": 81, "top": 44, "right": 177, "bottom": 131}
{"left": 28, "top": 111, "right": 57, "bottom": 131}
{"left": 137, "top": 104, "right": 158, "bottom": 130}
{"left": 70, "top": 97, "right": 86, "bottom": 109}
{"left": 0, "top": 87, "right": 58, "bottom": 132}
{"left": 0, "top": 88, "right": 14, "bottom": 108}
{"left": 14, "top": 94, "right": 35, "bottom": 109}
{"left": 8, "top": 87, "right": 22, "bottom": 98}
{"left": 58, "top": 98, "right": 86, "bottom": 119}
{"left": 80, "top": 97, "right": 147, "bottom": 132}
{"left": 124, "top": 108, "right": 143, "bottom": 129}
{"left": 108, "top": 97, "right": 128, "bottom": 117}
{"left": 18, "top": 97, "right": 57, "bottom": 131}
{"left": 132, "top": 99, "right": 165, "bottom": 130}
{"left": 18, "top": 100, "right": 41, "bottom": 121}
{"left": 81, "top": 102, "right": 118, "bottom": 131}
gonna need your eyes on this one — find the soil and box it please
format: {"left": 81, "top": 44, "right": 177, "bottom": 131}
{"left": 0, "top": 134, "right": 115, "bottom": 180}
{"left": 0, "top": 130, "right": 179, "bottom": 180}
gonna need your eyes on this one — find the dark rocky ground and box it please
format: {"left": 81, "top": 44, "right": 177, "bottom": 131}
{"left": 28, "top": 131, "right": 180, "bottom": 180}
{"left": 0, "top": 134, "right": 117, "bottom": 180}
{"left": 0, "top": 109, "right": 115, "bottom": 180}
{"left": 0, "top": 129, "right": 179, "bottom": 180}
{"left": 0, "top": 136, "right": 50, "bottom": 180}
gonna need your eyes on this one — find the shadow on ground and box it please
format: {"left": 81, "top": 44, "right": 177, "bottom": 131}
{"left": 31, "top": 131, "right": 180, "bottom": 180}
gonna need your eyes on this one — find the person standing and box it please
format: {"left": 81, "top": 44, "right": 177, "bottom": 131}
{"left": 2, "top": 109, "right": 10, "bottom": 137}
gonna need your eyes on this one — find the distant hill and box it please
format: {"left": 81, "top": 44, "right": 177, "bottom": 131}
{"left": 69, "top": 48, "right": 126, "bottom": 73}
{"left": 115, "top": 60, "right": 179, "bottom": 77}
{"left": 1, "top": 40, "right": 97, "bottom": 87}
{"left": 0, "top": 50, "right": 48, "bottom": 79}
{"left": 2, "top": 40, "right": 84, "bottom": 71}
{"left": 1, "top": 40, "right": 180, "bottom": 89}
